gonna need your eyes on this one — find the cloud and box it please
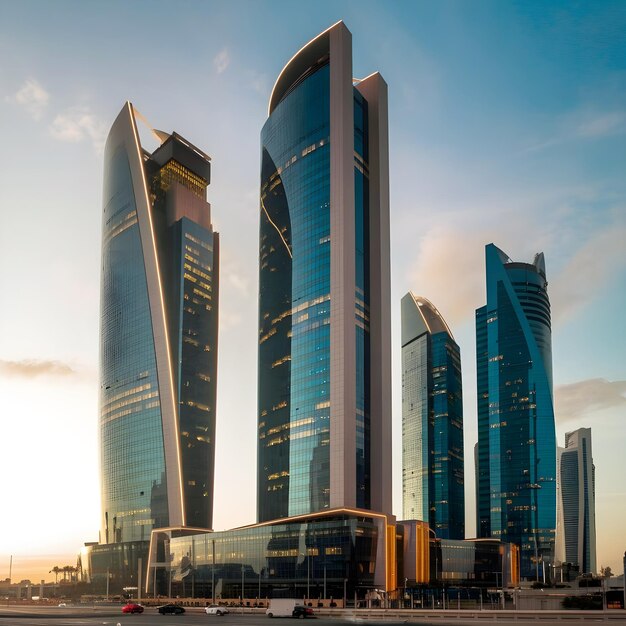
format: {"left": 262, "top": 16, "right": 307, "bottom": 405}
{"left": 404, "top": 199, "right": 626, "bottom": 331}
{"left": 228, "top": 271, "right": 249, "bottom": 294}
{"left": 49, "top": 106, "right": 107, "bottom": 152}
{"left": 10, "top": 79, "right": 50, "bottom": 120}
{"left": 246, "top": 71, "right": 268, "bottom": 96}
{"left": 406, "top": 227, "right": 488, "bottom": 329}
{"left": 214, "top": 49, "right": 230, "bottom": 74}
{"left": 0, "top": 359, "right": 76, "bottom": 378}
{"left": 550, "top": 216, "right": 626, "bottom": 322}
{"left": 576, "top": 111, "right": 626, "bottom": 138}
{"left": 523, "top": 109, "right": 626, "bottom": 153}
{"left": 555, "top": 378, "right": 626, "bottom": 421}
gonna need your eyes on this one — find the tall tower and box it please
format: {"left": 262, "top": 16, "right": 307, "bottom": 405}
{"left": 100, "top": 102, "right": 219, "bottom": 543}
{"left": 557, "top": 428, "right": 596, "bottom": 574}
{"left": 401, "top": 294, "right": 464, "bottom": 539}
{"left": 476, "top": 244, "right": 556, "bottom": 579}
{"left": 257, "top": 21, "right": 391, "bottom": 522}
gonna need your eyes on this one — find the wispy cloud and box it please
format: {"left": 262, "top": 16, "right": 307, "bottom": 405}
{"left": 523, "top": 109, "right": 626, "bottom": 153}
{"left": 404, "top": 197, "right": 625, "bottom": 331}
{"left": 550, "top": 215, "right": 626, "bottom": 322}
{"left": 247, "top": 71, "right": 269, "bottom": 96}
{"left": 555, "top": 378, "right": 626, "bottom": 421}
{"left": 576, "top": 111, "right": 626, "bottom": 138}
{"left": 9, "top": 79, "right": 50, "bottom": 120}
{"left": 406, "top": 227, "right": 488, "bottom": 329}
{"left": 49, "top": 106, "right": 107, "bottom": 152}
{"left": 0, "top": 359, "right": 76, "bottom": 378}
{"left": 214, "top": 48, "right": 230, "bottom": 74}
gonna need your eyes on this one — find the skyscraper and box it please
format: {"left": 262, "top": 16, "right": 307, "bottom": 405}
{"left": 257, "top": 21, "right": 391, "bottom": 522}
{"left": 557, "top": 428, "right": 596, "bottom": 574}
{"left": 401, "top": 294, "right": 464, "bottom": 539}
{"left": 100, "top": 102, "right": 219, "bottom": 543}
{"left": 476, "top": 244, "right": 556, "bottom": 579}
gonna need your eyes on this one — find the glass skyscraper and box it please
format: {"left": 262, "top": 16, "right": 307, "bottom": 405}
{"left": 556, "top": 428, "right": 596, "bottom": 574}
{"left": 258, "top": 22, "right": 391, "bottom": 522}
{"left": 476, "top": 244, "right": 556, "bottom": 579}
{"left": 100, "top": 102, "right": 219, "bottom": 544}
{"left": 401, "top": 294, "right": 464, "bottom": 539}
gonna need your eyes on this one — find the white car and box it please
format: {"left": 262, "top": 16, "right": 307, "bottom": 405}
{"left": 205, "top": 604, "right": 229, "bottom": 616}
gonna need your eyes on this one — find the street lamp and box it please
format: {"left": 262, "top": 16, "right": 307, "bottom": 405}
{"left": 241, "top": 564, "right": 245, "bottom": 605}
{"left": 300, "top": 552, "right": 310, "bottom": 601}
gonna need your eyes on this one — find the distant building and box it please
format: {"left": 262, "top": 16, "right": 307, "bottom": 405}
{"left": 476, "top": 244, "right": 556, "bottom": 579}
{"left": 557, "top": 428, "right": 596, "bottom": 574}
{"left": 401, "top": 294, "right": 464, "bottom": 539}
{"left": 257, "top": 21, "right": 392, "bottom": 522}
{"left": 100, "top": 102, "right": 219, "bottom": 543}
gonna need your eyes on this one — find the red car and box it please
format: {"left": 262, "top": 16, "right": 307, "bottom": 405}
{"left": 122, "top": 602, "right": 144, "bottom": 614}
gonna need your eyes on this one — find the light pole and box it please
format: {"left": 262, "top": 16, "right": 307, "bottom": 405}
{"left": 211, "top": 540, "right": 216, "bottom": 603}
{"left": 299, "top": 553, "right": 310, "bottom": 601}
{"left": 241, "top": 564, "right": 245, "bottom": 605}
{"left": 623, "top": 552, "right": 626, "bottom": 612}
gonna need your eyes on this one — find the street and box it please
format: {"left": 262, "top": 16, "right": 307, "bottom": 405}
{"left": 1, "top": 606, "right": 626, "bottom": 626}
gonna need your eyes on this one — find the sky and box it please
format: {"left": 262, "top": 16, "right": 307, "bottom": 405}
{"left": 0, "top": 0, "right": 624, "bottom": 584}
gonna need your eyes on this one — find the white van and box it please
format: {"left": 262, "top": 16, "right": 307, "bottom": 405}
{"left": 266, "top": 599, "right": 314, "bottom": 618}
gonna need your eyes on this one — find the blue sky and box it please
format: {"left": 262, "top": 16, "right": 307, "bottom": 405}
{"left": 0, "top": 0, "right": 624, "bottom": 582}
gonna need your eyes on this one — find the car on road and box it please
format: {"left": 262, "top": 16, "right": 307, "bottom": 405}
{"left": 205, "top": 604, "right": 230, "bottom": 615}
{"left": 157, "top": 603, "right": 186, "bottom": 614}
{"left": 122, "top": 602, "right": 144, "bottom": 614}
{"left": 292, "top": 605, "right": 314, "bottom": 619}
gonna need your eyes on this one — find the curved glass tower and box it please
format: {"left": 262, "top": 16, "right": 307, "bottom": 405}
{"left": 258, "top": 22, "right": 391, "bottom": 522}
{"left": 100, "top": 103, "right": 219, "bottom": 543}
{"left": 476, "top": 244, "right": 556, "bottom": 579}
{"left": 401, "top": 294, "right": 464, "bottom": 539}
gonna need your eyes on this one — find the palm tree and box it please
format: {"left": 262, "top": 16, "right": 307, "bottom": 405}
{"left": 49, "top": 566, "right": 61, "bottom": 584}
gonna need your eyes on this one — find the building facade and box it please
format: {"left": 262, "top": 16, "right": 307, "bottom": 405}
{"left": 257, "top": 22, "right": 391, "bottom": 522}
{"left": 401, "top": 294, "right": 464, "bottom": 539}
{"left": 100, "top": 102, "right": 219, "bottom": 545}
{"left": 148, "top": 508, "right": 395, "bottom": 601}
{"left": 143, "top": 514, "right": 517, "bottom": 600}
{"left": 557, "top": 428, "right": 596, "bottom": 574}
{"left": 475, "top": 244, "right": 556, "bottom": 579}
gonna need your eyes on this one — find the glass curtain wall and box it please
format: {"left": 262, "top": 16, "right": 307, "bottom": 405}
{"left": 258, "top": 63, "right": 332, "bottom": 521}
{"left": 100, "top": 143, "right": 168, "bottom": 544}
{"left": 476, "top": 244, "right": 556, "bottom": 579}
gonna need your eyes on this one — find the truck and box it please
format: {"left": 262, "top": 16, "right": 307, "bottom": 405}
{"left": 265, "top": 599, "right": 314, "bottom": 618}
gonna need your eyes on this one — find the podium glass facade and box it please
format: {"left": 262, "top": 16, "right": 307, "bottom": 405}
{"left": 148, "top": 509, "right": 392, "bottom": 600}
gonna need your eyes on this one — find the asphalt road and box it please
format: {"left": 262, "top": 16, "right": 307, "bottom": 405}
{"left": 1, "top": 607, "right": 625, "bottom": 626}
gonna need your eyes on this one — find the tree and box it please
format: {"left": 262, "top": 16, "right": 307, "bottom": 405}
{"left": 62, "top": 565, "right": 73, "bottom": 582}
{"left": 600, "top": 566, "right": 613, "bottom": 578}
{"left": 49, "top": 566, "right": 61, "bottom": 584}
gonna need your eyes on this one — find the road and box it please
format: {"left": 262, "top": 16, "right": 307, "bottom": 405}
{"left": 1, "top": 607, "right": 625, "bottom": 626}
